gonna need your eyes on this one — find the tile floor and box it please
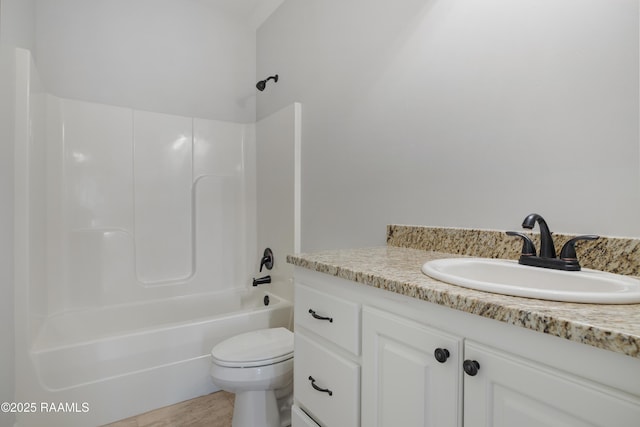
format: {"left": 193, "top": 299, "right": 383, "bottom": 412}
{"left": 103, "top": 391, "right": 234, "bottom": 427}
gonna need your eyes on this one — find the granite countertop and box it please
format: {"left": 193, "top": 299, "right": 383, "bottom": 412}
{"left": 287, "top": 240, "right": 640, "bottom": 360}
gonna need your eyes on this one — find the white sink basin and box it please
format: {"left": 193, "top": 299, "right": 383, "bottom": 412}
{"left": 422, "top": 258, "right": 640, "bottom": 304}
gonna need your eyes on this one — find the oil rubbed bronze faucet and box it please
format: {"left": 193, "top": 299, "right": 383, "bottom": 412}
{"left": 252, "top": 275, "right": 271, "bottom": 286}
{"left": 507, "top": 213, "right": 599, "bottom": 271}
{"left": 522, "top": 213, "right": 556, "bottom": 258}
{"left": 259, "top": 248, "right": 274, "bottom": 272}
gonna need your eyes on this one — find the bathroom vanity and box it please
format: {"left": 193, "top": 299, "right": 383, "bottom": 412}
{"left": 287, "top": 226, "right": 640, "bottom": 427}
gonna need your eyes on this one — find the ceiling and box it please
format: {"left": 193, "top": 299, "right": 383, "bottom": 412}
{"left": 209, "top": 0, "right": 285, "bottom": 29}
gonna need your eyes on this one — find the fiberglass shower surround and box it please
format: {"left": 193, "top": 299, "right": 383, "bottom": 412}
{"left": 43, "top": 98, "right": 251, "bottom": 310}
{"left": 12, "top": 48, "right": 269, "bottom": 426}
{"left": 16, "top": 97, "right": 258, "bottom": 425}
{"left": 14, "top": 42, "right": 306, "bottom": 425}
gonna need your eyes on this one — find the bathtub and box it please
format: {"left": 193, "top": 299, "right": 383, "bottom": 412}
{"left": 19, "top": 288, "right": 292, "bottom": 427}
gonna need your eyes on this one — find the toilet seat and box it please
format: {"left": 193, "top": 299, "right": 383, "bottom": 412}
{"left": 211, "top": 327, "right": 293, "bottom": 368}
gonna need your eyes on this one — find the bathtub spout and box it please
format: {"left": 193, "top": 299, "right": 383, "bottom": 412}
{"left": 253, "top": 275, "right": 271, "bottom": 286}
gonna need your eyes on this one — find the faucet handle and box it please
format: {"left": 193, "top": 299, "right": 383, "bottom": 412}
{"left": 259, "top": 248, "right": 274, "bottom": 272}
{"left": 559, "top": 235, "right": 599, "bottom": 260}
{"left": 506, "top": 231, "right": 537, "bottom": 257}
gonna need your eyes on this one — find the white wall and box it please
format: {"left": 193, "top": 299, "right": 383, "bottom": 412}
{"left": 257, "top": 0, "right": 640, "bottom": 250}
{"left": 35, "top": 0, "right": 257, "bottom": 122}
{"left": 0, "top": 0, "right": 36, "bottom": 424}
{"left": 0, "top": 44, "right": 17, "bottom": 427}
{"left": 1, "top": 0, "right": 35, "bottom": 51}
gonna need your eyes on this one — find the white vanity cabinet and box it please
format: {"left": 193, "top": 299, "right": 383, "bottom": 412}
{"left": 292, "top": 268, "right": 640, "bottom": 427}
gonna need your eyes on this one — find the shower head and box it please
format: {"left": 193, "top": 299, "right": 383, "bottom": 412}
{"left": 256, "top": 74, "right": 278, "bottom": 91}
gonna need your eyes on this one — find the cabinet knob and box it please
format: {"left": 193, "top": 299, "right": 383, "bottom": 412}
{"left": 434, "top": 348, "right": 450, "bottom": 363}
{"left": 463, "top": 360, "right": 480, "bottom": 376}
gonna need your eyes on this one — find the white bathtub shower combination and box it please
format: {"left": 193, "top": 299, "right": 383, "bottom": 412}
{"left": 13, "top": 49, "right": 293, "bottom": 427}
{"left": 31, "top": 290, "right": 291, "bottom": 392}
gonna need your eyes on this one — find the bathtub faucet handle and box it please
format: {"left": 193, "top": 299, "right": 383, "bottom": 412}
{"left": 259, "top": 248, "right": 274, "bottom": 272}
{"left": 252, "top": 275, "right": 271, "bottom": 286}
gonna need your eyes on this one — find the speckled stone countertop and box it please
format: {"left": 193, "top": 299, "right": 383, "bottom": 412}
{"left": 287, "top": 226, "right": 640, "bottom": 360}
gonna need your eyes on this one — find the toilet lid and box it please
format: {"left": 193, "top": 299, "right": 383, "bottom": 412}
{"left": 211, "top": 327, "right": 294, "bottom": 368}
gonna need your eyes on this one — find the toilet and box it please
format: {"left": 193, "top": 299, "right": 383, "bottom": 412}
{"left": 210, "top": 327, "right": 294, "bottom": 427}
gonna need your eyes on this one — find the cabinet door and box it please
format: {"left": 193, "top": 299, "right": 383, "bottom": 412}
{"left": 362, "top": 307, "right": 462, "bottom": 427}
{"left": 464, "top": 341, "right": 640, "bottom": 427}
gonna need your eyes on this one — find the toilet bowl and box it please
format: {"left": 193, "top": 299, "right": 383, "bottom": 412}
{"left": 210, "top": 327, "right": 294, "bottom": 427}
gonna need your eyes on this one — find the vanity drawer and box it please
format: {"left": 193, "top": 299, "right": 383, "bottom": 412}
{"left": 295, "top": 283, "right": 360, "bottom": 355}
{"left": 294, "top": 332, "right": 360, "bottom": 427}
{"left": 292, "top": 404, "right": 321, "bottom": 427}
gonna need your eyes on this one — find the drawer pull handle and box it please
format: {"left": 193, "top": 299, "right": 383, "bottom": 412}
{"left": 308, "top": 376, "right": 333, "bottom": 396}
{"left": 308, "top": 309, "right": 333, "bottom": 323}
